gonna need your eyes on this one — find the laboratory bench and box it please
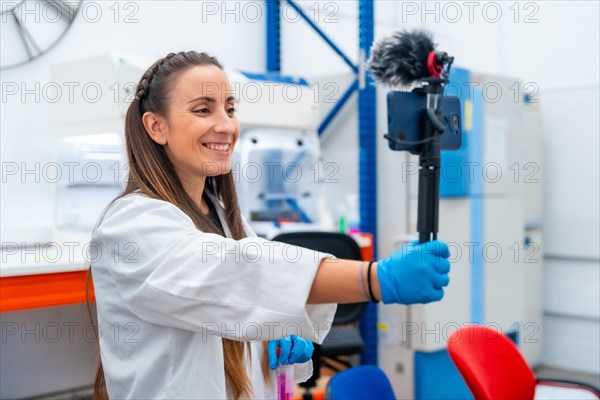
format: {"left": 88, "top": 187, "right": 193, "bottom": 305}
{"left": 1, "top": 245, "right": 93, "bottom": 313}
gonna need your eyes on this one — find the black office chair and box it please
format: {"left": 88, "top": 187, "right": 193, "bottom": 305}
{"left": 271, "top": 232, "right": 366, "bottom": 399}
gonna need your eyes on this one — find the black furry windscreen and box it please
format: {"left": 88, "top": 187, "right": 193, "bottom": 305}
{"left": 368, "top": 30, "right": 437, "bottom": 86}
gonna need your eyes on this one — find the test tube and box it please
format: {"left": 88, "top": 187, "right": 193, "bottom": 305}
{"left": 275, "top": 347, "right": 294, "bottom": 400}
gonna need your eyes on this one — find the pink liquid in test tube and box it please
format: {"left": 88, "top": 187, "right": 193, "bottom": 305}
{"left": 275, "top": 348, "right": 294, "bottom": 400}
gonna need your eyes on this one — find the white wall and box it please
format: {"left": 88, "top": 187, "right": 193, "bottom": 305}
{"left": 501, "top": 1, "right": 600, "bottom": 374}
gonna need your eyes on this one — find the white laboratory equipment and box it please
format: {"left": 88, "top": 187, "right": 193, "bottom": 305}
{"left": 233, "top": 128, "right": 322, "bottom": 238}
{"left": 227, "top": 69, "right": 325, "bottom": 238}
{"left": 377, "top": 70, "right": 544, "bottom": 399}
{"left": 49, "top": 55, "right": 144, "bottom": 242}
{"left": 54, "top": 133, "right": 124, "bottom": 232}
{"left": 50, "top": 54, "right": 151, "bottom": 140}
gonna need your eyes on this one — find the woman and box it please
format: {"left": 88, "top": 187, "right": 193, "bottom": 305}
{"left": 90, "top": 51, "right": 451, "bottom": 399}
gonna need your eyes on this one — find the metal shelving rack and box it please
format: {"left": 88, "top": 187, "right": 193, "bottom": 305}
{"left": 265, "top": 0, "right": 378, "bottom": 365}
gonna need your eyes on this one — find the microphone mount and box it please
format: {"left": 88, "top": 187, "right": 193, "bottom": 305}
{"left": 415, "top": 52, "right": 454, "bottom": 98}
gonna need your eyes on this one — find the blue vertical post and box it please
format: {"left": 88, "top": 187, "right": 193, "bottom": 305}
{"left": 358, "top": 0, "right": 378, "bottom": 366}
{"left": 266, "top": 0, "right": 281, "bottom": 73}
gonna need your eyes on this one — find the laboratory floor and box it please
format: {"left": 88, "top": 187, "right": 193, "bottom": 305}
{"left": 18, "top": 364, "right": 600, "bottom": 399}
{"left": 534, "top": 365, "right": 600, "bottom": 389}
{"left": 294, "top": 363, "right": 600, "bottom": 399}
{"left": 21, "top": 386, "right": 93, "bottom": 400}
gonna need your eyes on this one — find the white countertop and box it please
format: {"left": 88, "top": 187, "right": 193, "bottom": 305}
{"left": 1, "top": 232, "right": 92, "bottom": 278}
{"left": 1, "top": 258, "right": 89, "bottom": 278}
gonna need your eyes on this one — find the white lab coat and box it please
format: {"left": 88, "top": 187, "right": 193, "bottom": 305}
{"left": 90, "top": 191, "right": 337, "bottom": 399}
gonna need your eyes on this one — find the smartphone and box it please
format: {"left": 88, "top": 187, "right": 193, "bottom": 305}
{"left": 386, "top": 91, "right": 462, "bottom": 154}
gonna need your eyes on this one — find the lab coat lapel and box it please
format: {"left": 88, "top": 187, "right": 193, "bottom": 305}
{"left": 205, "top": 192, "right": 232, "bottom": 238}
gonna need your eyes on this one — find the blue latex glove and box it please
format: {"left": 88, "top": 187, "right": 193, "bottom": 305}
{"left": 377, "top": 240, "right": 451, "bottom": 304}
{"left": 268, "top": 335, "right": 314, "bottom": 370}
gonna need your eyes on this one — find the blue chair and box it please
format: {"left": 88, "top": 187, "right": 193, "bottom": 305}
{"left": 325, "top": 366, "right": 396, "bottom": 400}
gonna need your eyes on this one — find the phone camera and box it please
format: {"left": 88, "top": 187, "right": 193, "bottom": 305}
{"left": 451, "top": 114, "right": 460, "bottom": 132}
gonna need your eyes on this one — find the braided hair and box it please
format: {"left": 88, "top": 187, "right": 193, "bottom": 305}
{"left": 134, "top": 51, "right": 222, "bottom": 115}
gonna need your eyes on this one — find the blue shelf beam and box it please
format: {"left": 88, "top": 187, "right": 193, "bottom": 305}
{"left": 318, "top": 80, "right": 359, "bottom": 135}
{"left": 240, "top": 71, "right": 309, "bottom": 86}
{"left": 266, "top": 0, "right": 281, "bottom": 73}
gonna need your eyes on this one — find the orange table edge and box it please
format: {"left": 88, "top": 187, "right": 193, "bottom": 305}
{"left": 0, "top": 270, "right": 95, "bottom": 313}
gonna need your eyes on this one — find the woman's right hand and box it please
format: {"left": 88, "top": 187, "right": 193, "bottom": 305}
{"left": 268, "top": 335, "right": 314, "bottom": 370}
{"left": 376, "top": 240, "right": 451, "bottom": 304}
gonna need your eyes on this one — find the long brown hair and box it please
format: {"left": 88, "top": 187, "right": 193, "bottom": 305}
{"left": 88, "top": 51, "right": 271, "bottom": 400}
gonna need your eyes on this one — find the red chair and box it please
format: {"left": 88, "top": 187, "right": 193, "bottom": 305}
{"left": 447, "top": 325, "right": 600, "bottom": 400}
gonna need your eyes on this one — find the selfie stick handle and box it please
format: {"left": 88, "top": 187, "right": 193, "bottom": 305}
{"left": 417, "top": 107, "right": 443, "bottom": 244}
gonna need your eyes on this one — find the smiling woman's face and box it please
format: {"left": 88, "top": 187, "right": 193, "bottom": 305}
{"left": 158, "top": 65, "right": 239, "bottom": 184}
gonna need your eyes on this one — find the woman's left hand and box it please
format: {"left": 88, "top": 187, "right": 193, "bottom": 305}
{"left": 268, "top": 335, "right": 314, "bottom": 370}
